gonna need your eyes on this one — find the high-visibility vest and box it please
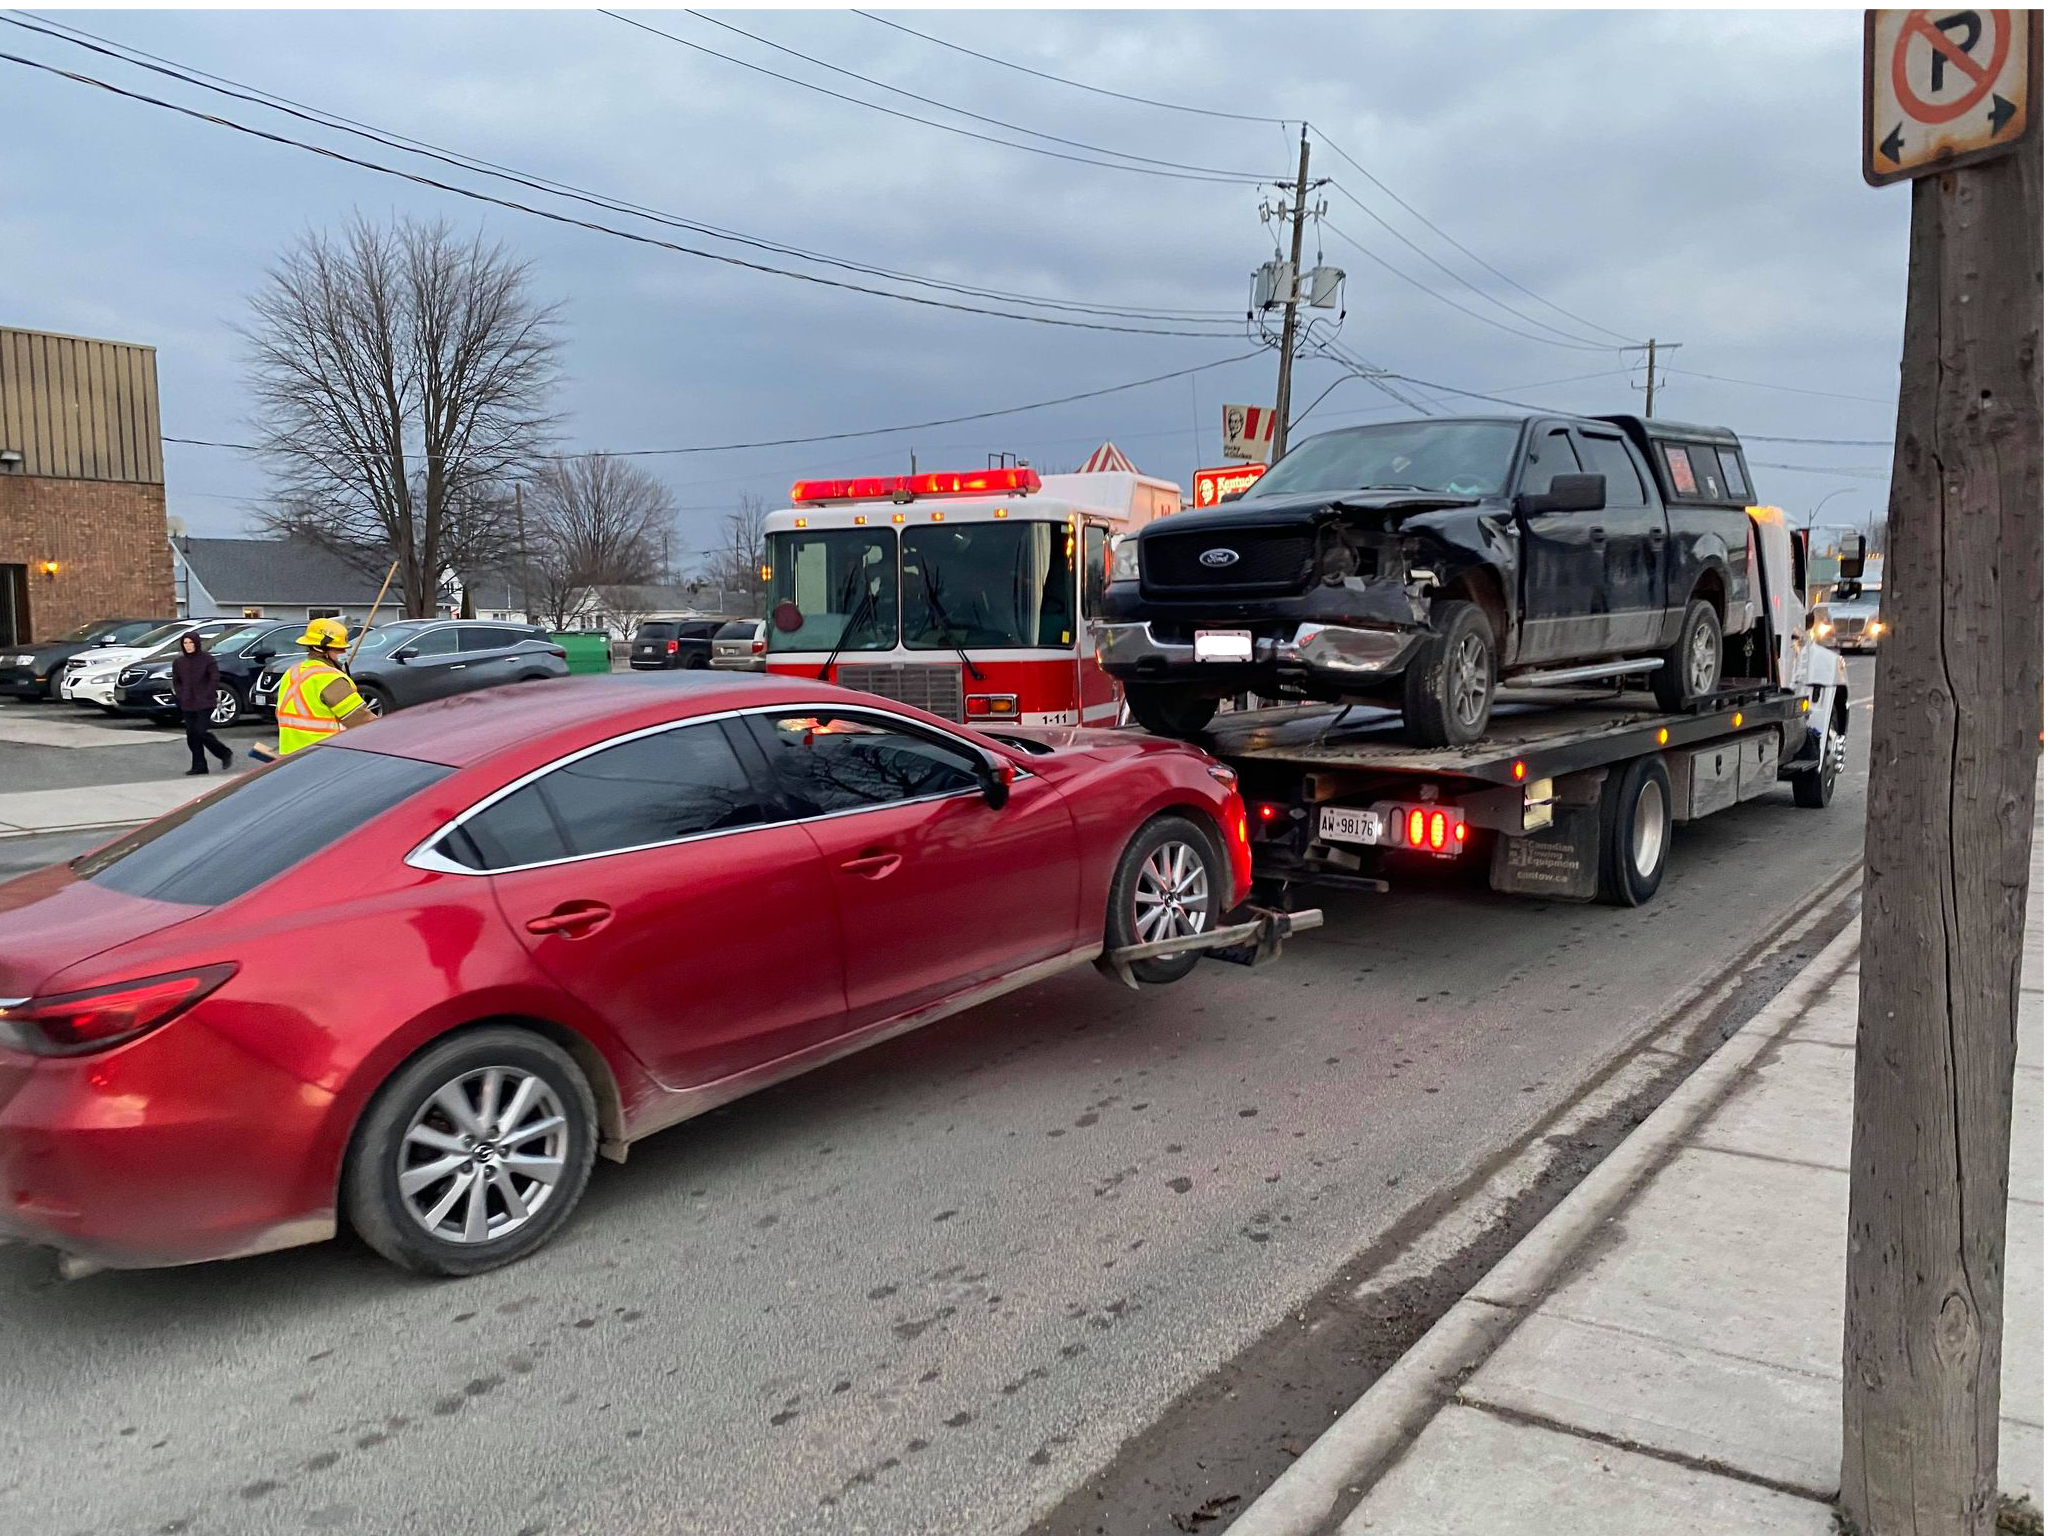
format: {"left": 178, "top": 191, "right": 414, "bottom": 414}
{"left": 276, "top": 657, "right": 364, "bottom": 755}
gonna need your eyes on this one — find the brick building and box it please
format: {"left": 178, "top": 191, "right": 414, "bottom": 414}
{"left": 0, "top": 325, "right": 175, "bottom": 646}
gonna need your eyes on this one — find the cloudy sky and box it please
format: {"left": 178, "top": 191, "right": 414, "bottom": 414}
{"left": 2, "top": 7, "right": 1904, "bottom": 565}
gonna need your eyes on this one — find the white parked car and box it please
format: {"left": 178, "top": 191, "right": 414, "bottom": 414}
{"left": 61, "top": 620, "right": 227, "bottom": 710}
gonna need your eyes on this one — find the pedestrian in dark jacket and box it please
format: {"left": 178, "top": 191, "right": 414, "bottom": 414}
{"left": 172, "top": 632, "right": 234, "bottom": 776}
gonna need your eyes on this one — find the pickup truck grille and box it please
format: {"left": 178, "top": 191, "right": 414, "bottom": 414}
{"left": 1143, "top": 527, "right": 1315, "bottom": 595}
{"left": 834, "top": 662, "right": 964, "bottom": 722}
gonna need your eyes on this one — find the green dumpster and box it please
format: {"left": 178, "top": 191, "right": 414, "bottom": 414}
{"left": 550, "top": 631, "right": 613, "bottom": 676}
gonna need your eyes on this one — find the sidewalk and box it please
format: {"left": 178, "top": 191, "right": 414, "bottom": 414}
{"left": 0, "top": 776, "right": 221, "bottom": 836}
{"left": 1237, "top": 855, "right": 2043, "bottom": 1533}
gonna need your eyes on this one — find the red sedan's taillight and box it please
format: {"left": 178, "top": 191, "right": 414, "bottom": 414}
{"left": 0, "top": 964, "right": 237, "bottom": 1057}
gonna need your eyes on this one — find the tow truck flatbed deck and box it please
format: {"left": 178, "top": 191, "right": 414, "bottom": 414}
{"left": 1197, "top": 680, "right": 1825, "bottom": 905}
{"left": 1203, "top": 683, "right": 1806, "bottom": 788}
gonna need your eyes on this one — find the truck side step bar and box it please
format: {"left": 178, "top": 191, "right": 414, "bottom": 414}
{"left": 1505, "top": 657, "right": 1665, "bottom": 689}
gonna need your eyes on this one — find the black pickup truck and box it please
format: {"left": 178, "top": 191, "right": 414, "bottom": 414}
{"left": 1099, "top": 413, "right": 1760, "bottom": 745}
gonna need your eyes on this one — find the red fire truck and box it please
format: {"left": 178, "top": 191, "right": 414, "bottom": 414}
{"left": 762, "top": 466, "right": 1181, "bottom": 725}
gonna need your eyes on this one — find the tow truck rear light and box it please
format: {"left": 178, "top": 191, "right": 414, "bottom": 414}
{"left": 1428, "top": 810, "right": 1448, "bottom": 850}
{"left": 1388, "top": 803, "right": 1465, "bottom": 856}
{"left": 789, "top": 468, "right": 1042, "bottom": 505}
{"left": 964, "top": 694, "right": 1019, "bottom": 718}
{"left": 1407, "top": 808, "right": 1426, "bottom": 846}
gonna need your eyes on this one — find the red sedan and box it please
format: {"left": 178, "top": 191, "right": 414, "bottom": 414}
{"left": 0, "top": 675, "right": 1252, "bottom": 1276}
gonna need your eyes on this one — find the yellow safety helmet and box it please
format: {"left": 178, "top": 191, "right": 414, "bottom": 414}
{"left": 295, "top": 616, "right": 350, "bottom": 651}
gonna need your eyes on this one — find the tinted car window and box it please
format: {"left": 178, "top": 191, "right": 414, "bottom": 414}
{"left": 1717, "top": 449, "right": 1751, "bottom": 503}
{"left": 404, "top": 628, "right": 460, "bottom": 658}
{"left": 715, "top": 620, "right": 756, "bottom": 641}
{"left": 1687, "top": 446, "right": 1729, "bottom": 501}
{"left": 636, "top": 622, "right": 677, "bottom": 641}
{"left": 1575, "top": 434, "right": 1647, "bottom": 507}
{"left": 751, "top": 712, "right": 981, "bottom": 816}
{"left": 459, "top": 626, "right": 518, "bottom": 652}
{"left": 449, "top": 723, "right": 766, "bottom": 869}
{"left": 1520, "top": 426, "right": 1581, "bottom": 495}
{"left": 74, "top": 747, "right": 448, "bottom": 907}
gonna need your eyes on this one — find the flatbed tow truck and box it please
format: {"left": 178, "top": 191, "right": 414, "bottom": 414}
{"left": 1193, "top": 512, "right": 1858, "bottom": 909}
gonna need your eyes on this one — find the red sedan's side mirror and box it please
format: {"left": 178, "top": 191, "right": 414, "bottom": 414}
{"left": 979, "top": 756, "right": 1016, "bottom": 810}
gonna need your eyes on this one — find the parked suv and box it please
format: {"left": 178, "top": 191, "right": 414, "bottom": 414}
{"left": 710, "top": 618, "right": 767, "bottom": 672}
{"left": 0, "top": 617, "right": 165, "bottom": 701}
{"left": 1099, "top": 414, "right": 1758, "bottom": 745}
{"left": 113, "top": 618, "right": 306, "bottom": 727}
{"left": 251, "top": 619, "right": 567, "bottom": 717}
{"left": 630, "top": 617, "right": 731, "bottom": 670}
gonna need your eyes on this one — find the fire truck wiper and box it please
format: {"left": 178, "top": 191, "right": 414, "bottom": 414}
{"left": 919, "top": 565, "right": 986, "bottom": 683}
{"left": 817, "top": 574, "right": 877, "bottom": 682}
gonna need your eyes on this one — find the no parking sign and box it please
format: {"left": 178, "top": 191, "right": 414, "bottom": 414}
{"left": 1865, "top": 9, "right": 2039, "bottom": 184}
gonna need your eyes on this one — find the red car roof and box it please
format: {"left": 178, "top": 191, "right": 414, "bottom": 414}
{"left": 326, "top": 673, "right": 904, "bottom": 767}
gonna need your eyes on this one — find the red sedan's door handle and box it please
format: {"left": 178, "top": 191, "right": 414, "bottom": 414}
{"left": 840, "top": 851, "right": 902, "bottom": 880}
{"left": 525, "top": 901, "right": 613, "bottom": 937}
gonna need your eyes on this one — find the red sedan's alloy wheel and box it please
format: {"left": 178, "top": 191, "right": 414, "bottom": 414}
{"left": 344, "top": 1027, "right": 598, "bottom": 1276}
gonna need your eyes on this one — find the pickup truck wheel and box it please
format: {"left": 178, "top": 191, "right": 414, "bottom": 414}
{"left": 1123, "top": 683, "right": 1218, "bottom": 739}
{"left": 1599, "top": 755, "right": 1673, "bottom": 906}
{"left": 1105, "top": 815, "right": 1223, "bottom": 985}
{"left": 1401, "top": 600, "right": 1495, "bottom": 748}
{"left": 1652, "top": 598, "right": 1723, "bottom": 710}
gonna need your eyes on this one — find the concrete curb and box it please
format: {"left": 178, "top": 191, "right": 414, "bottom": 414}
{"left": 1227, "top": 912, "right": 1865, "bottom": 1536}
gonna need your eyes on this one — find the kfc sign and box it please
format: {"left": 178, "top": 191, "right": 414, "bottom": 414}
{"left": 1193, "top": 464, "right": 1267, "bottom": 506}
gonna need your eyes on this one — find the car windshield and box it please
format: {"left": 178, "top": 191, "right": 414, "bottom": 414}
{"left": 767, "top": 528, "right": 898, "bottom": 652}
{"left": 1248, "top": 420, "right": 1523, "bottom": 499}
{"left": 902, "top": 521, "right": 1076, "bottom": 651}
{"left": 53, "top": 619, "right": 120, "bottom": 644}
{"left": 122, "top": 621, "right": 191, "bottom": 651}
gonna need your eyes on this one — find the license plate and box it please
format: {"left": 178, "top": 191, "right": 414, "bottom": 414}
{"left": 1319, "top": 806, "right": 1383, "bottom": 846}
{"left": 1193, "top": 628, "right": 1253, "bottom": 662}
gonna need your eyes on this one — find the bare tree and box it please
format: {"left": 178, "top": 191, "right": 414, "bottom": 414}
{"left": 521, "top": 456, "right": 672, "bottom": 629}
{"left": 696, "top": 494, "right": 770, "bottom": 615}
{"left": 245, "top": 214, "right": 561, "bottom": 617}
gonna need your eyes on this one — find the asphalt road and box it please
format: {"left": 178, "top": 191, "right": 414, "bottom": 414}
{"left": 0, "top": 662, "right": 1874, "bottom": 1536}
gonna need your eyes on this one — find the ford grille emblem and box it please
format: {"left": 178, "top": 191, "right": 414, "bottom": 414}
{"left": 1198, "top": 547, "right": 1241, "bottom": 568}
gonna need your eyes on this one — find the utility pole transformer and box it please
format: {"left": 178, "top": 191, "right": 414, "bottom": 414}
{"left": 1270, "top": 128, "right": 1311, "bottom": 464}
{"left": 1843, "top": 14, "right": 2043, "bottom": 1531}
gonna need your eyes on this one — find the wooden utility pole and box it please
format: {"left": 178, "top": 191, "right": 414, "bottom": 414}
{"left": 1624, "top": 338, "right": 1680, "bottom": 417}
{"left": 1843, "top": 13, "right": 2043, "bottom": 1531}
{"left": 1269, "top": 129, "right": 1312, "bottom": 463}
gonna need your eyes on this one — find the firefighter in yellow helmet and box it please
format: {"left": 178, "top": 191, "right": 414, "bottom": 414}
{"left": 271, "top": 617, "right": 371, "bottom": 756}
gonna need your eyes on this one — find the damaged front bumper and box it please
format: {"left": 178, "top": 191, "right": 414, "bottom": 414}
{"left": 1097, "top": 619, "right": 1426, "bottom": 686}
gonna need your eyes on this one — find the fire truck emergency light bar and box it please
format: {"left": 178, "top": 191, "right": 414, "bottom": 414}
{"left": 790, "top": 468, "right": 1043, "bottom": 505}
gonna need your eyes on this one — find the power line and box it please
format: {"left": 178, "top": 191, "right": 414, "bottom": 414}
{"left": 0, "top": 48, "right": 1247, "bottom": 339}
{"left": 1313, "top": 131, "right": 1644, "bottom": 347}
{"left": 1663, "top": 367, "right": 1896, "bottom": 407}
{"left": 679, "top": 9, "right": 1271, "bottom": 182}
{"left": 852, "top": 14, "right": 1644, "bottom": 352}
{"left": 1322, "top": 217, "right": 1620, "bottom": 355}
{"left": 1741, "top": 434, "right": 1894, "bottom": 446}
{"left": 5, "top": 13, "right": 1241, "bottom": 326}
{"left": 600, "top": 10, "right": 1262, "bottom": 186}
{"left": 1327, "top": 183, "right": 1621, "bottom": 351}
{"left": 852, "top": 10, "right": 1290, "bottom": 126}
{"left": 166, "top": 350, "right": 1268, "bottom": 462}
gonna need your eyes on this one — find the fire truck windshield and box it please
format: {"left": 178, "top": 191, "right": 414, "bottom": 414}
{"left": 767, "top": 529, "right": 898, "bottom": 653}
{"left": 902, "top": 522, "right": 1076, "bottom": 651}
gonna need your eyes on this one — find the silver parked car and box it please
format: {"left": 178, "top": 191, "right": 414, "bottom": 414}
{"left": 710, "top": 618, "right": 767, "bottom": 672}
